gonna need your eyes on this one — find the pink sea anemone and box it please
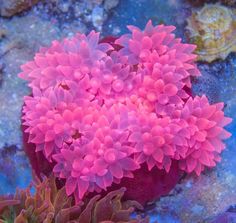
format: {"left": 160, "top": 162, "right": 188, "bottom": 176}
{"left": 20, "top": 21, "right": 232, "bottom": 204}
{"left": 177, "top": 95, "right": 232, "bottom": 175}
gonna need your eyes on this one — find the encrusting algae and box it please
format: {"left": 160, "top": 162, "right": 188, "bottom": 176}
{"left": 186, "top": 4, "right": 236, "bottom": 62}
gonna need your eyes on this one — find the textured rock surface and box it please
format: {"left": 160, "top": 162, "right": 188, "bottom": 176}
{"left": 187, "top": 0, "right": 236, "bottom": 6}
{"left": 0, "top": 0, "right": 40, "bottom": 17}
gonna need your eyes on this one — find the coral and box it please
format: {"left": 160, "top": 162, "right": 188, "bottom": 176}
{"left": 0, "top": 175, "right": 148, "bottom": 223}
{"left": 178, "top": 96, "right": 232, "bottom": 175}
{"left": 186, "top": 4, "right": 236, "bottom": 62}
{"left": 20, "top": 21, "right": 231, "bottom": 203}
{"left": 0, "top": 0, "right": 40, "bottom": 17}
{"left": 22, "top": 128, "right": 181, "bottom": 205}
{"left": 0, "top": 175, "right": 73, "bottom": 223}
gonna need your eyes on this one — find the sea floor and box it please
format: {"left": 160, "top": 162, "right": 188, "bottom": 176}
{"left": 0, "top": 1, "right": 235, "bottom": 222}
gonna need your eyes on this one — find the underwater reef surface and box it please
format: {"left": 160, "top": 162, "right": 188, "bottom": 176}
{"left": 0, "top": 0, "right": 236, "bottom": 222}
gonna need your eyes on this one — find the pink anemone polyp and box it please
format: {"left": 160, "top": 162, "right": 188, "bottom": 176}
{"left": 20, "top": 21, "right": 232, "bottom": 203}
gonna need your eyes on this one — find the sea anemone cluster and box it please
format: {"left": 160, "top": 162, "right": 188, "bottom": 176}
{"left": 0, "top": 175, "right": 148, "bottom": 223}
{"left": 20, "top": 21, "right": 232, "bottom": 202}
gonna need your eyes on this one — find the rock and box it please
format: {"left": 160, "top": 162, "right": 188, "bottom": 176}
{"left": 0, "top": 29, "right": 7, "bottom": 39}
{"left": 92, "top": 6, "right": 105, "bottom": 30}
{"left": 210, "top": 213, "right": 236, "bottom": 223}
{"left": 187, "top": 0, "right": 236, "bottom": 6}
{"left": 0, "top": 144, "right": 32, "bottom": 194}
{"left": 0, "top": 63, "right": 3, "bottom": 86}
{"left": 221, "top": 0, "right": 236, "bottom": 6}
{"left": 192, "top": 66, "right": 220, "bottom": 104}
{"left": 57, "top": 1, "right": 70, "bottom": 13}
{"left": 0, "top": 0, "right": 40, "bottom": 17}
{"left": 104, "top": 0, "right": 119, "bottom": 11}
{"left": 92, "top": 0, "right": 103, "bottom": 5}
{"left": 209, "top": 206, "right": 236, "bottom": 223}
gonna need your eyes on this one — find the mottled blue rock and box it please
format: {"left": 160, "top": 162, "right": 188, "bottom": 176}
{"left": 210, "top": 206, "right": 236, "bottom": 223}
{"left": 210, "top": 213, "right": 236, "bottom": 223}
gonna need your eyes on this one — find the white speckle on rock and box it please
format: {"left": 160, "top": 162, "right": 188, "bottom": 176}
{"left": 185, "top": 180, "right": 193, "bottom": 188}
{"left": 92, "top": 6, "right": 104, "bottom": 31}
{"left": 30, "top": 24, "right": 35, "bottom": 29}
{"left": 112, "top": 26, "right": 121, "bottom": 35}
{"left": 58, "top": 2, "right": 70, "bottom": 13}
{"left": 191, "top": 204, "right": 204, "bottom": 214}
{"left": 104, "top": 0, "right": 119, "bottom": 11}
